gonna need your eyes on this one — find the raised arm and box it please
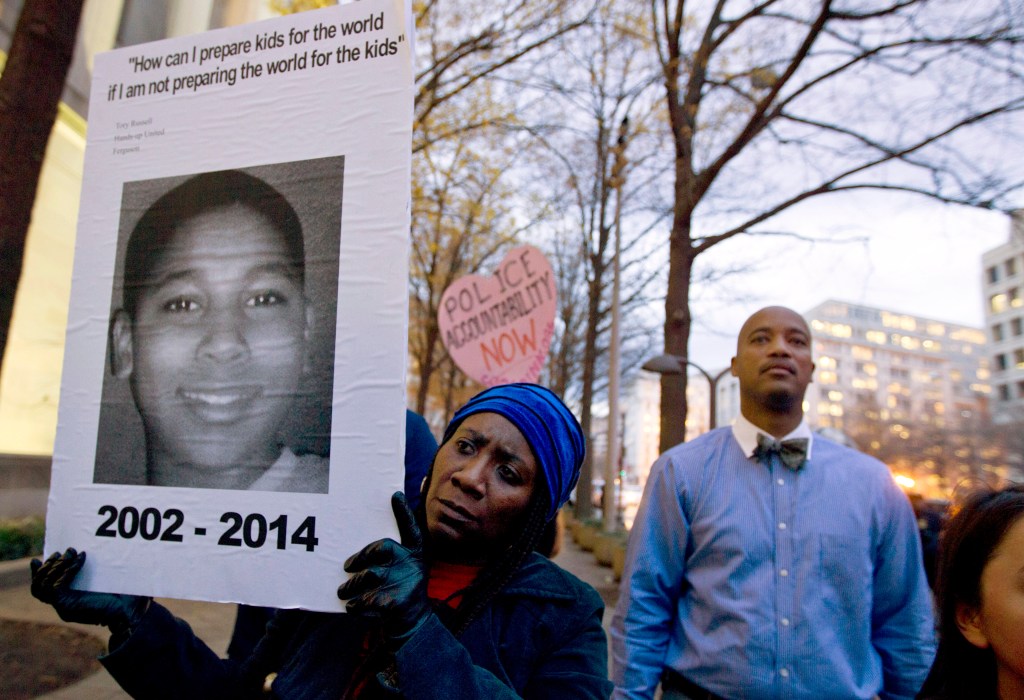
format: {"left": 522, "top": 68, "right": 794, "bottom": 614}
{"left": 31, "top": 548, "right": 261, "bottom": 699}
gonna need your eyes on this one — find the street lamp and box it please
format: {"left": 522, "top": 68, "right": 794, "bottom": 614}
{"left": 603, "top": 116, "right": 629, "bottom": 534}
{"left": 642, "top": 354, "right": 731, "bottom": 430}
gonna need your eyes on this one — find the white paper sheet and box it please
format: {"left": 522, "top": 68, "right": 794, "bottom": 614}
{"left": 44, "top": 0, "right": 413, "bottom": 613}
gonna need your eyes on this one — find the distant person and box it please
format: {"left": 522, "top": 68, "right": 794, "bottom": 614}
{"left": 917, "top": 484, "right": 1024, "bottom": 700}
{"left": 404, "top": 409, "right": 438, "bottom": 510}
{"left": 103, "top": 169, "right": 328, "bottom": 492}
{"left": 612, "top": 306, "right": 935, "bottom": 699}
{"left": 909, "top": 492, "right": 947, "bottom": 589}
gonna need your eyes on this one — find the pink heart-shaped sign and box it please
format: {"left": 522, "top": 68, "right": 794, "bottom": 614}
{"left": 438, "top": 245, "right": 556, "bottom": 387}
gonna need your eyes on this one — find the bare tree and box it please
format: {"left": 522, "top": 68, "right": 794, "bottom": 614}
{"left": 651, "top": 0, "right": 1024, "bottom": 450}
{"left": 523, "top": 1, "right": 668, "bottom": 516}
{"left": 409, "top": 131, "right": 543, "bottom": 417}
{"left": 405, "top": 0, "right": 606, "bottom": 420}
{"left": 840, "top": 392, "right": 1019, "bottom": 495}
{"left": 412, "top": 0, "right": 593, "bottom": 154}
{"left": 0, "top": 0, "right": 84, "bottom": 376}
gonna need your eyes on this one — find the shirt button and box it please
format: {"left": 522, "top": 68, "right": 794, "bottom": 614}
{"left": 780, "top": 569, "right": 789, "bottom": 577}
{"left": 777, "top": 478, "right": 785, "bottom": 485}
{"left": 780, "top": 669, "right": 790, "bottom": 678}
{"left": 778, "top": 522, "right": 787, "bottom": 530}
{"left": 781, "top": 617, "right": 790, "bottom": 626}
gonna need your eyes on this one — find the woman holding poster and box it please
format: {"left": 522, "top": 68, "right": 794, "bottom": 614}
{"left": 31, "top": 383, "right": 612, "bottom": 699}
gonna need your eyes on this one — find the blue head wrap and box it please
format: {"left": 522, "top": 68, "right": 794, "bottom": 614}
{"left": 441, "top": 383, "right": 585, "bottom": 522}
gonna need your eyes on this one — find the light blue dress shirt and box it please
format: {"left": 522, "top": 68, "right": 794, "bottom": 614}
{"left": 611, "top": 416, "right": 935, "bottom": 700}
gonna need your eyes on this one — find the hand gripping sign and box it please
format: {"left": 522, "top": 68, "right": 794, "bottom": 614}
{"left": 438, "top": 245, "right": 557, "bottom": 386}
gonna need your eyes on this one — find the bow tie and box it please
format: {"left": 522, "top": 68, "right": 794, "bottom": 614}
{"left": 754, "top": 433, "right": 808, "bottom": 471}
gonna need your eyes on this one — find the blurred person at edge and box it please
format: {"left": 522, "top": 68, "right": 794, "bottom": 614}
{"left": 612, "top": 306, "right": 935, "bottom": 700}
{"left": 917, "top": 485, "right": 1024, "bottom": 700}
{"left": 31, "top": 383, "right": 611, "bottom": 699}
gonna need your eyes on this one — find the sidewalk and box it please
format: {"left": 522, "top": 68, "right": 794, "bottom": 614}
{"left": 552, "top": 532, "right": 622, "bottom": 629}
{"left": 0, "top": 557, "right": 236, "bottom": 700}
{"left": 0, "top": 536, "right": 621, "bottom": 699}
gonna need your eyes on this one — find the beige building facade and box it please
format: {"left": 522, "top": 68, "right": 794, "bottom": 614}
{"left": 0, "top": 0, "right": 277, "bottom": 455}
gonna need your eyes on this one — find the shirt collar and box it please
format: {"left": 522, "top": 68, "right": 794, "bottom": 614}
{"left": 732, "top": 412, "right": 814, "bottom": 461}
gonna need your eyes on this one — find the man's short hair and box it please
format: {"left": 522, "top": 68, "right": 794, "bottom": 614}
{"left": 122, "top": 170, "right": 305, "bottom": 317}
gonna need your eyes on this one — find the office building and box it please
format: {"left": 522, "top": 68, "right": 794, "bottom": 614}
{"left": 983, "top": 210, "right": 1024, "bottom": 424}
{"left": 805, "top": 300, "right": 998, "bottom": 494}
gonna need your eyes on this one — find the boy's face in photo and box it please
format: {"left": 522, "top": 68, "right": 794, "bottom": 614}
{"left": 111, "top": 202, "right": 311, "bottom": 476}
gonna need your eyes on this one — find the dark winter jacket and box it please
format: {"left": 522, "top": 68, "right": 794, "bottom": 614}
{"left": 100, "top": 552, "right": 612, "bottom": 700}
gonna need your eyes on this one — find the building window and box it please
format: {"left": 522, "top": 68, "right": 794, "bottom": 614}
{"left": 824, "top": 322, "right": 852, "bottom": 338}
{"left": 1016, "top": 348, "right": 1024, "bottom": 368}
{"left": 881, "top": 312, "right": 917, "bottom": 331}
{"left": 1018, "top": 380, "right": 1024, "bottom": 399}
{"left": 818, "top": 355, "right": 838, "bottom": 370}
{"left": 993, "top": 324, "right": 1005, "bottom": 342}
{"left": 1013, "top": 318, "right": 1024, "bottom": 336}
{"left": 1008, "top": 257, "right": 1018, "bottom": 277}
{"left": 951, "top": 327, "right": 987, "bottom": 344}
{"left": 852, "top": 377, "right": 878, "bottom": 390}
{"left": 999, "top": 384, "right": 1011, "bottom": 402}
{"left": 996, "top": 353, "right": 1008, "bottom": 371}
{"left": 988, "top": 266, "right": 999, "bottom": 283}
{"left": 992, "top": 293, "right": 1009, "bottom": 313}
{"left": 1012, "top": 288, "right": 1022, "bottom": 308}
{"left": 892, "top": 334, "right": 921, "bottom": 350}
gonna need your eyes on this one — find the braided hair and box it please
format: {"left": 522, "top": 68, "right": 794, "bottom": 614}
{"left": 446, "top": 477, "right": 551, "bottom": 637}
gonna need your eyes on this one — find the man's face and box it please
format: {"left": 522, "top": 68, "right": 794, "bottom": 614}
{"left": 112, "top": 203, "right": 310, "bottom": 472}
{"left": 731, "top": 306, "right": 814, "bottom": 413}
{"left": 425, "top": 412, "right": 538, "bottom": 564}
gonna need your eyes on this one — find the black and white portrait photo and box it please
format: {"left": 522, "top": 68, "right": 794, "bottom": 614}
{"left": 92, "top": 157, "right": 344, "bottom": 494}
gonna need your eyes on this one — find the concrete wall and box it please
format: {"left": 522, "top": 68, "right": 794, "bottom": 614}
{"left": 0, "top": 454, "right": 50, "bottom": 519}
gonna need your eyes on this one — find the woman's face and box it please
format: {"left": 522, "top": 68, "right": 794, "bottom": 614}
{"left": 959, "top": 514, "right": 1024, "bottom": 696}
{"left": 425, "top": 412, "right": 538, "bottom": 564}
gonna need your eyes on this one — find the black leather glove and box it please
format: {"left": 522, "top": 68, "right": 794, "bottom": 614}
{"left": 338, "top": 492, "right": 430, "bottom": 647}
{"left": 30, "top": 548, "right": 150, "bottom": 636}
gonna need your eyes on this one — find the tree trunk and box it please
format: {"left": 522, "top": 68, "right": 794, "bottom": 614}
{"left": 0, "top": 0, "right": 85, "bottom": 376}
{"left": 659, "top": 214, "right": 695, "bottom": 453}
{"left": 414, "top": 318, "right": 440, "bottom": 415}
{"left": 575, "top": 266, "right": 605, "bottom": 520}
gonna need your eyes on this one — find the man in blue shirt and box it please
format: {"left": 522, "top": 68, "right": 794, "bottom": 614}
{"left": 611, "top": 306, "right": 935, "bottom": 700}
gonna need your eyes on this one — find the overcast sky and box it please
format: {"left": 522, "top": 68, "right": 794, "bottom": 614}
{"left": 676, "top": 193, "right": 1012, "bottom": 373}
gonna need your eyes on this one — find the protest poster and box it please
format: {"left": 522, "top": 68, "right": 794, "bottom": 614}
{"left": 43, "top": 0, "right": 413, "bottom": 612}
{"left": 438, "top": 245, "right": 556, "bottom": 386}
